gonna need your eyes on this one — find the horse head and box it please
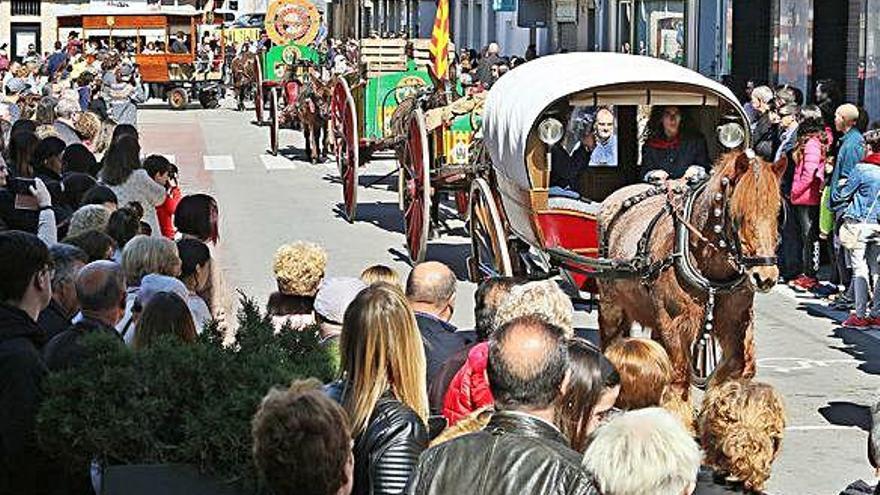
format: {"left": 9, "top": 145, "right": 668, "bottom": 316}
{"left": 715, "top": 150, "right": 788, "bottom": 292}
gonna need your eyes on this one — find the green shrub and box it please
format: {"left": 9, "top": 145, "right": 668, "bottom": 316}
{"left": 36, "top": 296, "right": 336, "bottom": 487}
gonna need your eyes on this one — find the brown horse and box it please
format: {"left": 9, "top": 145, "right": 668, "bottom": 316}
{"left": 597, "top": 150, "right": 787, "bottom": 400}
{"left": 296, "top": 70, "right": 333, "bottom": 163}
{"left": 230, "top": 51, "right": 259, "bottom": 111}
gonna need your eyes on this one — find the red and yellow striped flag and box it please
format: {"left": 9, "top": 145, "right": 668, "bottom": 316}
{"left": 429, "top": 0, "right": 450, "bottom": 80}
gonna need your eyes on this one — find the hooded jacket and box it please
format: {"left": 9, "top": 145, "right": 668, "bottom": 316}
{"left": 442, "top": 342, "right": 493, "bottom": 426}
{"left": 0, "top": 302, "right": 48, "bottom": 493}
{"left": 790, "top": 135, "right": 826, "bottom": 206}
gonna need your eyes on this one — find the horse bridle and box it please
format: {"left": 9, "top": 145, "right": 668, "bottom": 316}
{"left": 693, "top": 150, "right": 779, "bottom": 274}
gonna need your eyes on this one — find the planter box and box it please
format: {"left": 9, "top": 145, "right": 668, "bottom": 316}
{"left": 102, "top": 464, "right": 248, "bottom": 495}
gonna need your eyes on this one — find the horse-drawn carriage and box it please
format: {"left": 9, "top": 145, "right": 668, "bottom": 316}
{"left": 330, "top": 37, "right": 482, "bottom": 261}
{"left": 57, "top": 7, "right": 226, "bottom": 110}
{"left": 472, "top": 53, "right": 787, "bottom": 393}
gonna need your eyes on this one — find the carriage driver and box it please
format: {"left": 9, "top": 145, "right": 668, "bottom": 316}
{"left": 641, "top": 105, "right": 711, "bottom": 184}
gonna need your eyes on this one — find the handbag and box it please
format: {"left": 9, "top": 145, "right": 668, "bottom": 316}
{"left": 841, "top": 191, "right": 880, "bottom": 250}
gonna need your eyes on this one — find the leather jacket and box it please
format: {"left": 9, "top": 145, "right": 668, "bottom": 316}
{"left": 326, "top": 380, "right": 428, "bottom": 495}
{"left": 407, "top": 410, "right": 598, "bottom": 495}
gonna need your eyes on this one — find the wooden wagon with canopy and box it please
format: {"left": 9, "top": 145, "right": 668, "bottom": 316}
{"left": 57, "top": 7, "right": 226, "bottom": 109}
{"left": 469, "top": 52, "right": 751, "bottom": 295}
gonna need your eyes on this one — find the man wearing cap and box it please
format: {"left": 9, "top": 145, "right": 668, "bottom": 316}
{"left": 314, "top": 277, "right": 366, "bottom": 371}
{"left": 3, "top": 77, "right": 31, "bottom": 123}
{"left": 43, "top": 260, "right": 126, "bottom": 371}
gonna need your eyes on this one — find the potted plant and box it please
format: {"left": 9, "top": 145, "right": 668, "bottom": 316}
{"left": 37, "top": 296, "right": 336, "bottom": 494}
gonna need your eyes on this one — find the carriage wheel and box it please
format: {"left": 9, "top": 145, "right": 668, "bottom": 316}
{"left": 268, "top": 88, "right": 280, "bottom": 155}
{"left": 401, "top": 108, "right": 431, "bottom": 263}
{"left": 468, "top": 177, "right": 513, "bottom": 282}
{"left": 331, "top": 78, "right": 359, "bottom": 222}
{"left": 254, "top": 56, "right": 265, "bottom": 123}
{"left": 168, "top": 88, "right": 189, "bottom": 110}
{"left": 454, "top": 191, "right": 470, "bottom": 218}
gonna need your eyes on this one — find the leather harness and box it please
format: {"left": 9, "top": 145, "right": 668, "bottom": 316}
{"left": 598, "top": 153, "right": 777, "bottom": 387}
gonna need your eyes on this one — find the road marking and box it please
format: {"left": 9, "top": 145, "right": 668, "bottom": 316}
{"left": 786, "top": 425, "right": 863, "bottom": 431}
{"left": 203, "top": 155, "right": 235, "bottom": 171}
{"left": 160, "top": 154, "right": 176, "bottom": 165}
{"left": 757, "top": 357, "right": 858, "bottom": 373}
{"left": 261, "top": 154, "right": 297, "bottom": 170}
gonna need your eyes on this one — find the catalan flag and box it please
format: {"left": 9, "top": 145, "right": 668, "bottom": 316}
{"left": 429, "top": 0, "right": 450, "bottom": 80}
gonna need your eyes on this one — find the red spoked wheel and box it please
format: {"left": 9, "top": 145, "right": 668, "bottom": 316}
{"left": 400, "top": 108, "right": 431, "bottom": 263}
{"left": 331, "top": 77, "right": 359, "bottom": 222}
{"left": 254, "top": 57, "right": 265, "bottom": 124}
{"left": 468, "top": 177, "right": 513, "bottom": 282}
{"left": 268, "top": 87, "right": 279, "bottom": 155}
{"left": 454, "top": 190, "right": 470, "bottom": 218}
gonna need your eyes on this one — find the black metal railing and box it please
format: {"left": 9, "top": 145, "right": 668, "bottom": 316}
{"left": 11, "top": 0, "right": 41, "bottom": 16}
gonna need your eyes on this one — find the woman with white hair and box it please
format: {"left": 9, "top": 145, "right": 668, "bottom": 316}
{"left": 583, "top": 407, "right": 701, "bottom": 495}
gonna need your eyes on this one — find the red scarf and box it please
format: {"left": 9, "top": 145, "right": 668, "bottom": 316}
{"left": 646, "top": 135, "right": 681, "bottom": 150}
{"left": 865, "top": 152, "right": 880, "bottom": 166}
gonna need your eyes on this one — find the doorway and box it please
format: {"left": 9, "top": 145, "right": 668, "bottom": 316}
{"left": 10, "top": 22, "right": 41, "bottom": 62}
{"left": 812, "top": 0, "right": 850, "bottom": 103}
{"left": 730, "top": 0, "right": 771, "bottom": 100}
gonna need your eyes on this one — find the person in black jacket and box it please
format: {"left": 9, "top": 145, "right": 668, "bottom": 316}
{"left": 641, "top": 106, "right": 710, "bottom": 180}
{"left": 37, "top": 243, "right": 88, "bottom": 340}
{"left": 0, "top": 231, "right": 53, "bottom": 494}
{"left": 43, "top": 260, "right": 126, "bottom": 371}
{"left": 407, "top": 315, "right": 597, "bottom": 495}
{"left": 326, "top": 283, "right": 428, "bottom": 495}
{"left": 405, "top": 261, "right": 472, "bottom": 391}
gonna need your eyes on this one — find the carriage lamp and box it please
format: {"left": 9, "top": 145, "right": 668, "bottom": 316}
{"left": 717, "top": 122, "right": 745, "bottom": 149}
{"left": 538, "top": 118, "right": 564, "bottom": 145}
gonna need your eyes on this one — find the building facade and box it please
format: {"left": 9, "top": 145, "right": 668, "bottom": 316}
{"left": 1, "top": 0, "right": 63, "bottom": 60}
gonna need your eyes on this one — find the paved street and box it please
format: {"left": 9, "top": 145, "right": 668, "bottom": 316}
{"left": 139, "top": 103, "right": 879, "bottom": 495}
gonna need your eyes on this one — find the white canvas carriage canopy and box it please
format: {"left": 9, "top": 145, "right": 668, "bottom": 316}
{"left": 483, "top": 52, "right": 749, "bottom": 189}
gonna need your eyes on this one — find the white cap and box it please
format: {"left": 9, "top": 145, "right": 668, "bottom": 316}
{"left": 314, "top": 277, "right": 367, "bottom": 324}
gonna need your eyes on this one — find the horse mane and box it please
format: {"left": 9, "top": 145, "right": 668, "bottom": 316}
{"left": 712, "top": 151, "right": 782, "bottom": 225}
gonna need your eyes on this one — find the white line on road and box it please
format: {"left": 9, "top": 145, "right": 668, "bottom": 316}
{"left": 786, "top": 425, "right": 863, "bottom": 431}
{"left": 261, "top": 154, "right": 297, "bottom": 170}
{"left": 203, "top": 155, "right": 235, "bottom": 171}
{"left": 160, "top": 154, "right": 176, "bottom": 165}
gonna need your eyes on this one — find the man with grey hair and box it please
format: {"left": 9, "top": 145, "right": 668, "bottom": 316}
{"left": 476, "top": 42, "right": 501, "bottom": 87}
{"left": 583, "top": 408, "right": 701, "bottom": 495}
{"left": 37, "top": 244, "right": 88, "bottom": 340}
{"left": 43, "top": 260, "right": 126, "bottom": 370}
{"left": 406, "top": 261, "right": 471, "bottom": 389}
{"left": 53, "top": 97, "right": 82, "bottom": 145}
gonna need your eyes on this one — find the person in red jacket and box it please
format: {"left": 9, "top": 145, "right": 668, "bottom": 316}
{"left": 443, "top": 280, "right": 575, "bottom": 426}
{"left": 789, "top": 105, "right": 830, "bottom": 290}
{"left": 143, "top": 155, "right": 181, "bottom": 239}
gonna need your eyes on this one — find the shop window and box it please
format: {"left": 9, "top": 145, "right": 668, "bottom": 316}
{"left": 11, "top": 0, "right": 41, "bottom": 16}
{"left": 635, "top": 0, "right": 686, "bottom": 65}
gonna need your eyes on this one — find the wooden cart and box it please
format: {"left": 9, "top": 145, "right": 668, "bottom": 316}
{"left": 57, "top": 8, "right": 226, "bottom": 110}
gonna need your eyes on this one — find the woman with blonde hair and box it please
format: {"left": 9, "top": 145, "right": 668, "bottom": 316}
{"left": 325, "top": 282, "right": 428, "bottom": 495}
{"left": 604, "top": 337, "right": 694, "bottom": 432}
{"left": 697, "top": 380, "right": 786, "bottom": 494}
{"left": 117, "top": 235, "right": 181, "bottom": 337}
{"left": 360, "top": 264, "right": 400, "bottom": 287}
{"left": 267, "top": 241, "right": 327, "bottom": 330}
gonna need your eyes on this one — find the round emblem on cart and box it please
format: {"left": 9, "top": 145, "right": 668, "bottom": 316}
{"left": 106, "top": 16, "right": 116, "bottom": 27}
{"left": 265, "top": 0, "right": 321, "bottom": 46}
{"left": 394, "top": 75, "right": 425, "bottom": 103}
{"left": 281, "top": 45, "right": 302, "bottom": 65}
